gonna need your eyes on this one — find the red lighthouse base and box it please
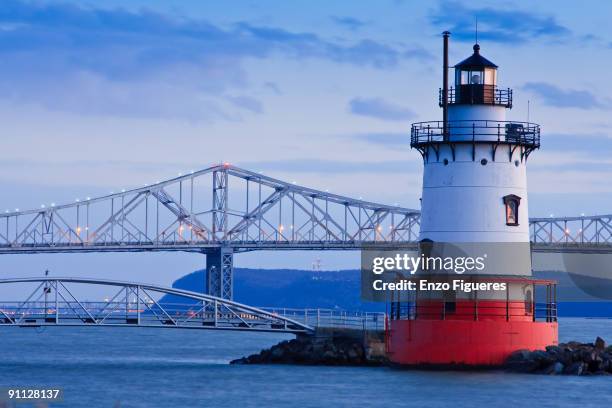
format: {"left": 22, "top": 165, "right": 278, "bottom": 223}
{"left": 388, "top": 318, "right": 558, "bottom": 367}
{"left": 386, "top": 278, "right": 559, "bottom": 367}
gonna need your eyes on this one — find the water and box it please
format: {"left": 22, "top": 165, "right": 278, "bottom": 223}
{"left": 1, "top": 318, "right": 611, "bottom": 407}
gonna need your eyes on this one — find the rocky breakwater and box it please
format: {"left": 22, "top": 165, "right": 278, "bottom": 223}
{"left": 231, "top": 329, "right": 388, "bottom": 366}
{"left": 506, "top": 337, "right": 612, "bottom": 375}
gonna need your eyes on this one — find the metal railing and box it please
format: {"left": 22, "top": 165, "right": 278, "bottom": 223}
{"left": 410, "top": 120, "right": 540, "bottom": 149}
{"left": 0, "top": 278, "right": 314, "bottom": 333}
{"left": 0, "top": 294, "right": 385, "bottom": 332}
{"left": 390, "top": 301, "right": 557, "bottom": 323}
{"left": 439, "top": 86, "right": 512, "bottom": 108}
{"left": 262, "top": 307, "right": 386, "bottom": 331}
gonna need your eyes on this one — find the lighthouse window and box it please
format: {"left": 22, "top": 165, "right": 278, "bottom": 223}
{"left": 503, "top": 194, "right": 521, "bottom": 226}
{"left": 484, "top": 68, "right": 496, "bottom": 85}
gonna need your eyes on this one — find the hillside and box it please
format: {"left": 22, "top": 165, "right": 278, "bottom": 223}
{"left": 163, "top": 268, "right": 612, "bottom": 316}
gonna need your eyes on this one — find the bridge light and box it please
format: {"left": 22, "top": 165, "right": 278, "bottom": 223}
{"left": 581, "top": 213, "right": 585, "bottom": 216}
{"left": 76, "top": 226, "right": 81, "bottom": 234}
{"left": 223, "top": 162, "right": 230, "bottom": 167}
{"left": 86, "top": 197, "right": 91, "bottom": 201}
{"left": 75, "top": 199, "right": 80, "bottom": 202}
{"left": 565, "top": 229, "right": 570, "bottom": 234}
{"left": 190, "top": 170, "right": 195, "bottom": 174}
{"left": 178, "top": 173, "right": 182, "bottom": 176}
{"left": 51, "top": 203, "right": 55, "bottom": 207}
{"left": 41, "top": 205, "right": 45, "bottom": 209}
{"left": 121, "top": 189, "right": 126, "bottom": 193}
{"left": 550, "top": 214, "right": 554, "bottom": 218}
{"left": 15, "top": 208, "right": 19, "bottom": 212}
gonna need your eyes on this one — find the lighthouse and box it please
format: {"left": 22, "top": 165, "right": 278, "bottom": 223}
{"left": 387, "top": 33, "right": 558, "bottom": 366}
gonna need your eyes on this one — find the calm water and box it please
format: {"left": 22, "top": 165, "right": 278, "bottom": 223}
{"left": 1, "top": 318, "right": 611, "bottom": 407}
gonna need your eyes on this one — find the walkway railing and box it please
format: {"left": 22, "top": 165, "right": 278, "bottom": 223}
{"left": 262, "top": 307, "right": 386, "bottom": 331}
{"left": 390, "top": 302, "right": 557, "bottom": 323}
{"left": 410, "top": 120, "right": 540, "bottom": 148}
{"left": 0, "top": 277, "right": 313, "bottom": 333}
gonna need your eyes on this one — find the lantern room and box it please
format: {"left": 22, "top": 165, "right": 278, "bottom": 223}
{"left": 453, "top": 44, "right": 500, "bottom": 105}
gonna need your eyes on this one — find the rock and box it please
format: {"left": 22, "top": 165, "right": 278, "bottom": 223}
{"left": 507, "top": 349, "right": 531, "bottom": 362}
{"left": 505, "top": 338, "right": 612, "bottom": 376}
{"left": 564, "top": 362, "right": 584, "bottom": 376}
{"left": 270, "top": 346, "right": 284, "bottom": 359}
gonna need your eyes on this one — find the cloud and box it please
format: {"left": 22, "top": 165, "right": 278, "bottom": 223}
{"left": 0, "top": 1, "right": 431, "bottom": 120}
{"left": 523, "top": 82, "right": 607, "bottom": 109}
{"left": 227, "top": 96, "right": 264, "bottom": 114}
{"left": 236, "top": 22, "right": 430, "bottom": 68}
{"left": 349, "top": 132, "right": 410, "bottom": 147}
{"left": 543, "top": 133, "right": 612, "bottom": 155}
{"left": 263, "top": 81, "right": 282, "bottom": 95}
{"left": 349, "top": 98, "right": 416, "bottom": 121}
{"left": 331, "top": 16, "right": 367, "bottom": 31}
{"left": 429, "top": 2, "right": 571, "bottom": 44}
{"left": 241, "top": 159, "right": 419, "bottom": 174}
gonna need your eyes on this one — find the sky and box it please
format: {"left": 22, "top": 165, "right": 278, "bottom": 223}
{"left": 0, "top": 0, "right": 611, "bottom": 284}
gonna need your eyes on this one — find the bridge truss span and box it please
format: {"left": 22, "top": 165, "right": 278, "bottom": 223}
{"left": 0, "top": 164, "right": 420, "bottom": 254}
{"left": 530, "top": 214, "right": 612, "bottom": 253}
{"left": 0, "top": 277, "right": 313, "bottom": 333}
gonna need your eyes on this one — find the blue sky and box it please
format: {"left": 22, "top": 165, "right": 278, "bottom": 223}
{"left": 0, "top": 0, "right": 611, "bottom": 279}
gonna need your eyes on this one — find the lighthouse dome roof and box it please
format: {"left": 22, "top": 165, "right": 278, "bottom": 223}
{"left": 455, "top": 44, "right": 498, "bottom": 70}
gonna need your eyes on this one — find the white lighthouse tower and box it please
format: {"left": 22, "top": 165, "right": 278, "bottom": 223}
{"left": 387, "top": 33, "right": 558, "bottom": 367}
{"left": 417, "top": 37, "right": 535, "bottom": 267}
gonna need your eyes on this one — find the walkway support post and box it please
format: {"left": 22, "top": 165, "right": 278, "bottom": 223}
{"left": 206, "top": 246, "right": 234, "bottom": 299}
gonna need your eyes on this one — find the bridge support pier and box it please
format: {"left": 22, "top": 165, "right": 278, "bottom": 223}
{"left": 206, "top": 247, "right": 233, "bottom": 299}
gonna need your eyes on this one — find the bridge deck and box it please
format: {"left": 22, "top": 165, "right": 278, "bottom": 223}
{"left": 0, "top": 277, "right": 385, "bottom": 334}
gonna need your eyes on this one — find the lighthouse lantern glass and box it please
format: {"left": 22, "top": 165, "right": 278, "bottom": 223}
{"left": 457, "top": 68, "right": 496, "bottom": 86}
{"left": 484, "top": 68, "right": 496, "bottom": 85}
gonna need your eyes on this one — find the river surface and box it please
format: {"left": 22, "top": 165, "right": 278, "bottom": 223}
{"left": 0, "top": 318, "right": 611, "bottom": 407}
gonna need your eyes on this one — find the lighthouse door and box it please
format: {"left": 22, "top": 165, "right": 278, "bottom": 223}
{"left": 443, "top": 290, "right": 457, "bottom": 317}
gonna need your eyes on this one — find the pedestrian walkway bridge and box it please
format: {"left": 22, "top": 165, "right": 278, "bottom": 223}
{"left": 0, "top": 277, "right": 385, "bottom": 334}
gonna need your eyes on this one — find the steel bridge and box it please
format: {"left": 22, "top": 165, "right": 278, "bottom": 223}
{"left": 0, "top": 164, "right": 420, "bottom": 299}
{"left": 0, "top": 277, "right": 386, "bottom": 333}
{"left": 530, "top": 214, "right": 612, "bottom": 254}
{"left": 0, "top": 164, "right": 610, "bottom": 300}
{"left": 0, "top": 277, "right": 314, "bottom": 333}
